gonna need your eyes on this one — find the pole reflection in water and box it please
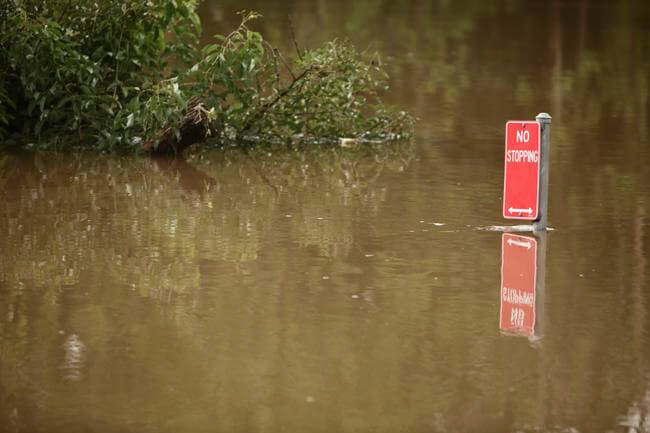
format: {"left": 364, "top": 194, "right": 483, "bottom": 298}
{"left": 499, "top": 232, "right": 547, "bottom": 340}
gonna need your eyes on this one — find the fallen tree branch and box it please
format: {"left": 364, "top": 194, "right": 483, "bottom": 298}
{"left": 239, "top": 66, "right": 314, "bottom": 136}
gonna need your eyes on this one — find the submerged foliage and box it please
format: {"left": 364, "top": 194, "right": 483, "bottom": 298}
{"left": 0, "top": 1, "right": 413, "bottom": 152}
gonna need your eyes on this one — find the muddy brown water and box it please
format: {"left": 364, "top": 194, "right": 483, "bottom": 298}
{"left": 1, "top": 1, "right": 649, "bottom": 432}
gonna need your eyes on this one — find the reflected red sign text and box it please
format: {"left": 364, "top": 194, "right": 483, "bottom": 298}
{"left": 500, "top": 233, "right": 537, "bottom": 336}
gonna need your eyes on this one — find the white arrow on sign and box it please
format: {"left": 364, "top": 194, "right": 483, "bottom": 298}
{"left": 508, "top": 207, "right": 533, "bottom": 214}
{"left": 507, "top": 238, "right": 532, "bottom": 249}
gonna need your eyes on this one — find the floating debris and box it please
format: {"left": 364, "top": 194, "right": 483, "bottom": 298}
{"left": 339, "top": 138, "right": 359, "bottom": 148}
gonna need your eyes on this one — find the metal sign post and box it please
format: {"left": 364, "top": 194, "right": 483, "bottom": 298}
{"left": 533, "top": 113, "right": 552, "bottom": 231}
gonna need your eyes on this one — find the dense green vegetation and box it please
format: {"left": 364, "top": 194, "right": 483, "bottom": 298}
{"left": 0, "top": 1, "right": 413, "bottom": 152}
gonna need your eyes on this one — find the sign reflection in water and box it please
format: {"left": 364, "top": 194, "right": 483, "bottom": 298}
{"left": 499, "top": 232, "right": 547, "bottom": 339}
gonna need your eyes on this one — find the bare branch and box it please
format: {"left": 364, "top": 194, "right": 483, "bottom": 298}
{"left": 287, "top": 16, "right": 303, "bottom": 61}
{"left": 275, "top": 48, "right": 296, "bottom": 81}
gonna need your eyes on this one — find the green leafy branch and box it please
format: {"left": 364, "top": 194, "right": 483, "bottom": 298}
{"left": 1, "top": 4, "right": 414, "bottom": 153}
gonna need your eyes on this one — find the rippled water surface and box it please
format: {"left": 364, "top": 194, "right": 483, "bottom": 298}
{"left": 1, "top": 1, "right": 650, "bottom": 432}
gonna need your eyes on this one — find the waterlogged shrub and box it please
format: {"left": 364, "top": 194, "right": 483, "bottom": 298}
{"left": 0, "top": 3, "right": 413, "bottom": 152}
{"left": 1, "top": 0, "right": 200, "bottom": 150}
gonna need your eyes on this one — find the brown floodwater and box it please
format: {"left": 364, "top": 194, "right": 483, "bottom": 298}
{"left": 1, "top": 1, "right": 650, "bottom": 432}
